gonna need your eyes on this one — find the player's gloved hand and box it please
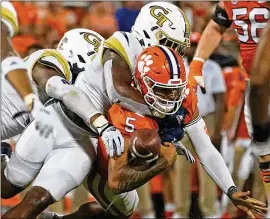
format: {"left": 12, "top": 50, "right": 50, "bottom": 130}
{"left": 173, "top": 141, "right": 195, "bottom": 163}
{"left": 93, "top": 115, "right": 124, "bottom": 157}
{"left": 29, "top": 96, "right": 54, "bottom": 138}
{"left": 189, "top": 58, "right": 206, "bottom": 93}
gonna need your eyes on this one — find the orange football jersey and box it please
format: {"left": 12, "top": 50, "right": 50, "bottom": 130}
{"left": 223, "top": 1, "right": 269, "bottom": 74}
{"left": 96, "top": 104, "right": 158, "bottom": 179}
{"left": 96, "top": 84, "right": 198, "bottom": 178}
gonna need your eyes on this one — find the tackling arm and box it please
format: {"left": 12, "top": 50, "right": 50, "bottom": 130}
{"left": 103, "top": 49, "right": 153, "bottom": 116}
{"left": 43, "top": 67, "right": 124, "bottom": 157}
{"left": 32, "top": 64, "right": 100, "bottom": 125}
{"left": 108, "top": 139, "right": 176, "bottom": 194}
{"left": 45, "top": 75, "right": 101, "bottom": 125}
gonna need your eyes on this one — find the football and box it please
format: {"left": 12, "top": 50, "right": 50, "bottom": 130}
{"left": 128, "top": 129, "right": 161, "bottom": 167}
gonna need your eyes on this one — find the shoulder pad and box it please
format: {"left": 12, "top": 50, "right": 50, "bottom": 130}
{"left": 104, "top": 31, "right": 142, "bottom": 72}
{"left": 25, "top": 49, "right": 72, "bottom": 83}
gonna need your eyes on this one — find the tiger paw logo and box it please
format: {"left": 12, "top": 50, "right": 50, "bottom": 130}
{"left": 137, "top": 54, "right": 153, "bottom": 76}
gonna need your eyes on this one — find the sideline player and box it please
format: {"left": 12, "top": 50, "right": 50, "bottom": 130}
{"left": 187, "top": 0, "right": 270, "bottom": 207}
{"left": 249, "top": 20, "right": 270, "bottom": 217}
{"left": 1, "top": 1, "right": 53, "bottom": 139}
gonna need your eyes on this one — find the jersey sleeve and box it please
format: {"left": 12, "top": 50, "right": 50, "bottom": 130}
{"left": 107, "top": 104, "right": 158, "bottom": 138}
{"left": 103, "top": 31, "right": 136, "bottom": 71}
{"left": 1, "top": 2, "right": 19, "bottom": 38}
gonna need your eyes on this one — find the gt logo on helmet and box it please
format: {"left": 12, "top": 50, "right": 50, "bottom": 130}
{"left": 80, "top": 32, "right": 102, "bottom": 53}
{"left": 150, "top": 6, "right": 173, "bottom": 27}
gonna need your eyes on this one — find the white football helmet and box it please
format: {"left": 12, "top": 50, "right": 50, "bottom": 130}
{"left": 132, "top": 2, "right": 190, "bottom": 56}
{"left": 57, "top": 28, "right": 104, "bottom": 82}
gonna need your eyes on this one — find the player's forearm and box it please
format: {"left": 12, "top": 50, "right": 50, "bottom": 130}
{"left": 110, "top": 157, "right": 171, "bottom": 194}
{"left": 104, "top": 60, "right": 153, "bottom": 116}
{"left": 6, "top": 69, "right": 33, "bottom": 99}
{"left": 185, "top": 118, "right": 236, "bottom": 193}
{"left": 194, "top": 20, "right": 223, "bottom": 61}
{"left": 45, "top": 76, "right": 100, "bottom": 123}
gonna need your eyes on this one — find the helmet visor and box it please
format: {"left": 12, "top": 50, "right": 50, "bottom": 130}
{"left": 144, "top": 77, "right": 187, "bottom": 115}
{"left": 156, "top": 30, "right": 190, "bottom": 56}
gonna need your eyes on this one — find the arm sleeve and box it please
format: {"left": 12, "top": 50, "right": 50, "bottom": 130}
{"left": 103, "top": 60, "right": 153, "bottom": 116}
{"left": 45, "top": 76, "right": 100, "bottom": 123}
{"left": 185, "top": 117, "right": 235, "bottom": 193}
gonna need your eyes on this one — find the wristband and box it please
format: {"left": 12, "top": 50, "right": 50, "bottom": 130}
{"left": 227, "top": 186, "right": 238, "bottom": 199}
{"left": 193, "top": 57, "right": 206, "bottom": 63}
{"left": 92, "top": 115, "right": 109, "bottom": 134}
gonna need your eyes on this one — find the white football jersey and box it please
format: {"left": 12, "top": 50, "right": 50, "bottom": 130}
{"left": 75, "top": 31, "right": 143, "bottom": 116}
{"left": 1, "top": 1, "right": 19, "bottom": 38}
{"left": 1, "top": 49, "right": 72, "bottom": 139}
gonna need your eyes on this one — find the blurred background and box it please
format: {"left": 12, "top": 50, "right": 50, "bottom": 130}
{"left": 2, "top": 1, "right": 266, "bottom": 219}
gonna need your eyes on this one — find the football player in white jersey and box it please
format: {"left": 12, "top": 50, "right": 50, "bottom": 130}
{"left": 1, "top": 29, "right": 125, "bottom": 219}
{"left": 1, "top": 2, "right": 53, "bottom": 139}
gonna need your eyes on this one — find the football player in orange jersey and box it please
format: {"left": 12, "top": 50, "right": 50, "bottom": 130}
{"left": 41, "top": 46, "right": 267, "bottom": 219}
{"left": 188, "top": 1, "right": 269, "bottom": 86}
{"left": 186, "top": 1, "right": 270, "bottom": 211}
{"left": 249, "top": 20, "right": 270, "bottom": 217}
